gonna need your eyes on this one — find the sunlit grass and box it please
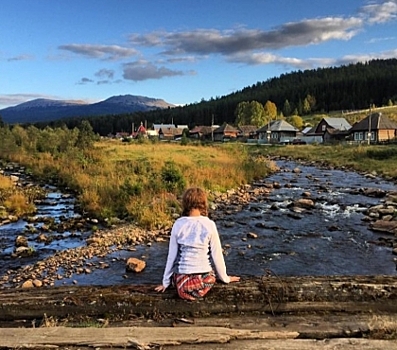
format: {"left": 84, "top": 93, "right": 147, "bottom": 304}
{"left": 263, "top": 143, "right": 397, "bottom": 179}
{"left": 3, "top": 139, "right": 273, "bottom": 228}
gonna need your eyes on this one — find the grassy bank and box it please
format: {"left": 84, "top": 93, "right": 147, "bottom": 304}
{"left": 0, "top": 131, "right": 275, "bottom": 228}
{"left": 256, "top": 143, "right": 397, "bottom": 179}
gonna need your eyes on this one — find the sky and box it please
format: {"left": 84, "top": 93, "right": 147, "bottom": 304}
{"left": 1, "top": 0, "right": 397, "bottom": 109}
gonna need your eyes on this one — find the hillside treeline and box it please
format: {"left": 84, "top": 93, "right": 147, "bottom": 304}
{"left": 39, "top": 58, "right": 397, "bottom": 135}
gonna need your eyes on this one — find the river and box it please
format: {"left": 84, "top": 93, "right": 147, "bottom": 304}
{"left": 0, "top": 160, "right": 396, "bottom": 288}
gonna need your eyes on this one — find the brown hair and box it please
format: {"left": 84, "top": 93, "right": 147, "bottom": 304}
{"left": 181, "top": 187, "right": 208, "bottom": 216}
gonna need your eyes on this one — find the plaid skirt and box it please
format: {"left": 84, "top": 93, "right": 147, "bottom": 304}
{"left": 173, "top": 271, "right": 216, "bottom": 301}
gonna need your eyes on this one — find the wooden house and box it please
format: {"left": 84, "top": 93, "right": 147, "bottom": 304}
{"left": 307, "top": 117, "right": 351, "bottom": 143}
{"left": 349, "top": 112, "right": 397, "bottom": 143}
{"left": 158, "top": 127, "right": 185, "bottom": 140}
{"left": 212, "top": 123, "right": 239, "bottom": 142}
{"left": 189, "top": 126, "right": 215, "bottom": 140}
{"left": 323, "top": 128, "right": 351, "bottom": 143}
{"left": 237, "top": 125, "right": 258, "bottom": 140}
{"left": 256, "top": 120, "right": 297, "bottom": 144}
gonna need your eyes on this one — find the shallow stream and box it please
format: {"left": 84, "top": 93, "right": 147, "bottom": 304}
{"left": 1, "top": 160, "right": 396, "bottom": 287}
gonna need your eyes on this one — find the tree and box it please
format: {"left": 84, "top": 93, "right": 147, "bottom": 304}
{"left": 234, "top": 101, "right": 266, "bottom": 127}
{"left": 282, "top": 100, "right": 291, "bottom": 117}
{"left": 303, "top": 98, "right": 311, "bottom": 115}
{"left": 288, "top": 115, "right": 304, "bottom": 130}
{"left": 263, "top": 100, "right": 277, "bottom": 122}
{"left": 76, "top": 120, "right": 96, "bottom": 149}
{"left": 234, "top": 101, "right": 250, "bottom": 125}
{"left": 248, "top": 101, "right": 267, "bottom": 127}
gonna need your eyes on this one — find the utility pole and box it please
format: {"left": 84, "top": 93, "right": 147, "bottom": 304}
{"left": 211, "top": 114, "right": 214, "bottom": 142}
{"left": 368, "top": 105, "right": 372, "bottom": 145}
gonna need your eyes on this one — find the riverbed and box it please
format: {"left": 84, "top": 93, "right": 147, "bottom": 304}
{"left": 1, "top": 160, "right": 396, "bottom": 288}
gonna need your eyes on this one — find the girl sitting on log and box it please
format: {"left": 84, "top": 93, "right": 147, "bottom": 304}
{"left": 155, "top": 187, "right": 240, "bottom": 301}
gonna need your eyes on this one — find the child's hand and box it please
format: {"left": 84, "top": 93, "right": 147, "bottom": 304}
{"left": 155, "top": 285, "right": 167, "bottom": 292}
{"left": 229, "top": 276, "right": 240, "bottom": 283}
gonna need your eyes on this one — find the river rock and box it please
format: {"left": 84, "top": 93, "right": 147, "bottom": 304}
{"left": 126, "top": 258, "right": 146, "bottom": 273}
{"left": 32, "top": 279, "right": 43, "bottom": 288}
{"left": 293, "top": 198, "right": 315, "bottom": 209}
{"left": 15, "top": 235, "right": 28, "bottom": 247}
{"left": 292, "top": 167, "right": 301, "bottom": 174}
{"left": 10, "top": 175, "right": 19, "bottom": 182}
{"left": 21, "top": 280, "right": 34, "bottom": 288}
{"left": 362, "top": 188, "right": 387, "bottom": 198}
{"left": 247, "top": 232, "right": 258, "bottom": 239}
{"left": 369, "top": 220, "right": 397, "bottom": 235}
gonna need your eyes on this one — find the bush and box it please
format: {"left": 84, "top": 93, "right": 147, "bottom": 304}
{"left": 367, "top": 147, "right": 397, "bottom": 160}
{"left": 4, "top": 193, "right": 35, "bottom": 216}
{"left": 160, "top": 161, "right": 186, "bottom": 194}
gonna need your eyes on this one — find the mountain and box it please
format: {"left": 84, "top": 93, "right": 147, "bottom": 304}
{"left": 0, "top": 95, "right": 175, "bottom": 124}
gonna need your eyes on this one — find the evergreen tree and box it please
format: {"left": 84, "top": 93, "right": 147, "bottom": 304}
{"left": 282, "top": 99, "right": 291, "bottom": 117}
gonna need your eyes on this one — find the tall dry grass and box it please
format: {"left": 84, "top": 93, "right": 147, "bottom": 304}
{"left": 2, "top": 139, "right": 274, "bottom": 229}
{"left": 0, "top": 174, "right": 36, "bottom": 216}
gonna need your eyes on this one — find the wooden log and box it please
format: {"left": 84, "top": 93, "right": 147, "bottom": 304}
{"left": 1, "top": 315, "right": 397, "bottom": 349}
{"left": 1, "top": 276, "right": 397, "bottom": 323}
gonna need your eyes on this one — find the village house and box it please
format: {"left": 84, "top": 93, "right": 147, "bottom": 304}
{"left": 189, "top": 125, "right": 216, "bottom": 141}
{"left": 305, "top": 117, "right": 351, "bottom": 143}
{"left": 237, "top": 125, "right": 258, "bottom": 141}
{"left": 152, "top": 124, "right": 188, "bottom": 140}
{"left": 349, "top": 112, "right": 397, "bottom": 144}
{"left": 158, "top": 126, "right": 186, "bottom": 140}
{"left": 212, "top": 123, "right": 240, "bottom": 142}
{"left": 131, "top": 122, "right": 147, "bottom": 139}
{"left": 256, "top": 120, "right": 298, "bottom": 144}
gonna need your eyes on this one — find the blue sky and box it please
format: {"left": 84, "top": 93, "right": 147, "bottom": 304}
{"left": 1, "top": 0, "right": 397, "bottom": 109}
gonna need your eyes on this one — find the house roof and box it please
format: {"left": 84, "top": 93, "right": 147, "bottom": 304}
{"left": 256, "top": 120, "right": 297, "bottom": 133}
{"left": 350, "top": 112, "right": 397, "bottom": 131}
{"left": 213, "top": 123, "right": 239, "bottom": 133}
{"left": 323, "top": 117, "right": 352, "bottom": 130}
{"left": 189, "top": 125, "right": 214, "bottom": 134}
{"left": 238, "top": 125, "right": 258, "bottom": 134}
{"left": 159, "top": 127, "right": 184, "bottom": 136}
{"left": 152, "top": 124, "right": 175, "bottom": 130}
{"left": 302, "top": 126, "right": 313, "bottom": 134}
{"left": 325, "top": 127, "right": 350, "bottom": 136}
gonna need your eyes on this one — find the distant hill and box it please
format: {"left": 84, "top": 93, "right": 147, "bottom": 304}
{"left": 0, "top": 95, "right": 175, "bottom": 124}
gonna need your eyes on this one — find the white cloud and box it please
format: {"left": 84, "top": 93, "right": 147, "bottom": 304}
{"left": 360, "top": 0, "right": 397, "bottom": 24}
{"left": 59, "top": 44, "right": 138, "bottom": 60}
{"left": 129, "top": 17, "right": 362, "bottom": 56}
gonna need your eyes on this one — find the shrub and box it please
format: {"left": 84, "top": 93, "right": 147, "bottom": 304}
{"left": 4, "top": 193, "right": 35, "bottom": 216}
{"left": 160, "top": 161, "right": 186, "bottom": 194}
{"left": 367, "top": 147, "right": 397, "bottom": 160}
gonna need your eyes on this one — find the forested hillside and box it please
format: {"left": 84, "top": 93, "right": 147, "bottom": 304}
{"left": 39, "top": 59, "right": 397, "bottom": 135}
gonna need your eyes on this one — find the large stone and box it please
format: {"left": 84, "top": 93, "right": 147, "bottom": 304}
{"left": 15, "top": 235, "right": 28, "bottom": 247}
{"left": 370, "top": 220, "right": 397, "bottom": 234}
{"left": 126, "top": 257, "right": 146, "bottom": 273}
{"left": 294, "top": 198, "right": 315, "bottom": 209}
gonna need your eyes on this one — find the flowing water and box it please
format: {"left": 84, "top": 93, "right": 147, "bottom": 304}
{"left": 0, "top": 160, "right": 396, "bottom": 287}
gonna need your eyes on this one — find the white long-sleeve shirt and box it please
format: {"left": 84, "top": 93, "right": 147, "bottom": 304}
{"left": 161, "top": 215, "right": 231, "bottom": 288}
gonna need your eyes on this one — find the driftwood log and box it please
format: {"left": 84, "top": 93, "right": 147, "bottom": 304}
{"left": 1, "top": 275, "right": 397, "bottom": 323}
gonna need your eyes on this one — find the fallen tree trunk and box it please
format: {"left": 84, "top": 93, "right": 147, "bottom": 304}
{"left": 1, "top": 275, "right": 397, "bottom": 323}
